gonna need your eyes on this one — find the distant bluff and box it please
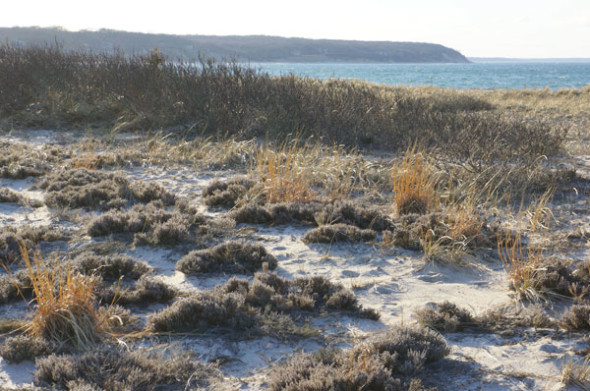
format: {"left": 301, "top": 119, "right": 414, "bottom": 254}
{"left": 0, "top": 27, "right": 469, "bottom": 63}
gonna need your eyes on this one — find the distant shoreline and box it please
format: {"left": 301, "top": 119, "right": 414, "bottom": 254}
{"left": 469, "top": 57, "right": 590, "bottom": 63}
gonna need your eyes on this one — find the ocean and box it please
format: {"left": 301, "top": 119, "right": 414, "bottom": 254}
{"left": 250, "top": 62, "right": 590, "bottom": 90}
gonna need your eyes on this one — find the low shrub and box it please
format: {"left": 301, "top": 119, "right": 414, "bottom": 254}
{"left": 303, "top": 223, "right": 377, "bottom": 244}
{"left": 40, "top": 169, "right": 176, "bottom": 211}
{"left": 561, "top": 305, "right": 590, "bottom": 330}
{"left": 0, "top": 335, "right": 53, "bottom": 363}
{"left": 148, "top": 273, "right": 379, "bottom": 334}
{"left": 75, "top": 253, "right": 151, "bottom": 281}
{"left": 414, "top": 301, "right": 474, "bottom": 332}
{"left": 269, "top": 325, "right": 450, "bottom": 390}
{"left": 34, "top": 347, "right": 218, "bottom": 390}
{"left": 87, "top": 201, "right": 206, "bottom": 243}
{"left": 177, "top": 241, "right": 278, "bottom": 275}
{"left": 202, "top": 176, "right": 255, "bottom": 208}
{"left": 101, "top": 276, "right": 177, "bottom": 306}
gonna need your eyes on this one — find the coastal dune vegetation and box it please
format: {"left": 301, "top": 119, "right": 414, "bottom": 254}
{"left": 1, "top": 45, "right": 590, "bottom": 390}
{"left": 0, "top": 44, "right": 578, "bottom": 161}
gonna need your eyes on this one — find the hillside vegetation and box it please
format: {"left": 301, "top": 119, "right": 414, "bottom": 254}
{"left": 1, "top": 45, "right": 582, "bottom": 163}
{"left": 0, "top": 26, "right": 469, "bottom": 63}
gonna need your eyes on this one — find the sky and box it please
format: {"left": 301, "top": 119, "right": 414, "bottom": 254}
{"left": 2, "top": 0, "right": 590, "bottom": 58}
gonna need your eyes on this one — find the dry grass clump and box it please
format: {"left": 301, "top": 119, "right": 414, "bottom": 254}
{"left": 21, "top": 247, "right": 104, "bottom": 351}
{"left": 39, "top": 168, "right": 176, "bottom": 211}
{"left": 269, "top": 325, "right": 449, "bottom": 390}
{"left": 87, "top": 200, "right": 206, "bottom": 245}
{"left": 497, "top": 193, "right": 556, "bottom": 301}
{"left": 561, "top": 305, "right": 590, "bottom": 331}
{"left": 75, "top": 253, "right": 152, "bottom": 281}
{"left": 231, "top": 203, "right": 274, "bottom": 224}
{"left": 392, "top": 144, "right": 437, "bottom": 216}
{"left": 231, "top": 200, "right": 393, "bottom": 231}
{"left": 0, "top": 187, "right": 25, "bottom": 203}
{"left": 0, "top": 269, "right": 32, "bottom": 303}
{"left": 414, "top": 302, "right": 475, "bottom": 333}
{"left": 148, "top": 289, "right": 256, "bottom": 333}
{"left": 255, "top": 143, "right": 317, "bottom": 204}
{"left": 415, "top": 302, "right": 554, "bottom": 334}
{"left": 0, "top": 335, "right": 53, "bottom": 363}
{"left": 315, "top": 201, "right": 394, "bottom": 231}
{"left": 303, "top": 224, "right": 377, "bottom": 244}
{"left": 253, "top": 143, "right": 388, "bottom": 204}
{"left": 388, "top": 212, "right": 491, "bottom": 253}
{"left": 0, "top": 226, "right": 68, "bottom": 265}
{"left": 561, "top": 355, "right": 590, "bottom": 389}
{"left": 0, "top": 141, "right": 52, "bottom": 179}
{"left": 0, "top": 187, "right": 43, "bottom": 207}
{"left": 177, "top": 241, "right": 278, "bottom": 275}
{"left": 498, "top": 231, "right": 544, "bottom": 301}
{"left": 0, "top": 230, "right": 25, "bottom": 265}
{"left": 148, "top": 273, "right": 378, "bottom": 334}
{"left": 34, "top": 347, "right": 219, "bottom": 390}
{"left": 97, "top": 305, "right": 142, "bottom": 334}
{"left": 202, "top": 176, "right": 256, "bottom": 208}
{"left": 101, "top": 276, "right": 177, "bottom": 307}
{"left": 269, "top": 348, "right": 400, "bottom": 391}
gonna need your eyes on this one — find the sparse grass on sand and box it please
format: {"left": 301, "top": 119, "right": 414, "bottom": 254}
{"left": 1, "top": 44, "right": 589, "bottom": 390}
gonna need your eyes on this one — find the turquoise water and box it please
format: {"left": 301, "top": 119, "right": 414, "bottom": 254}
{"left": 250, "top": 62, "right": 590, "bottom": 90}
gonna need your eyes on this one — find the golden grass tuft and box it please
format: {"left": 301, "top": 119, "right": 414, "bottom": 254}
{"left": 254, "top": 143, "right": 316, "bottom": 204}
{"left": 19, "top": 245, "right": 104, "bottom": 351}
{"left": 497, "top": 191, "right": 553, "bottom": 301}
{"left": 392, "top": 143, "right": 437, "bottom": 216}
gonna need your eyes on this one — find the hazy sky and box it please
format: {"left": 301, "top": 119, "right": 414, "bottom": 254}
{"left": 3, "top": 0, "right": 590, "bottom": 58}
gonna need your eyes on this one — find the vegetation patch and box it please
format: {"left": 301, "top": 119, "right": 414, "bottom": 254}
{"left": 20, "top": 248, "right": 105, "bottom": 352}
{"left": 0, "top": 141, "right": 54, "bottom": 179}
{"left": 0, "top": 335, "right": 53, "bottom": 363}
{"left": 0, "top": 226, "right": 67, "bottom": 266}
{"left": 388, "top": 212, "right": 491, "bottom": 253}
{"left": 148, "top": 273, "right": 378, "bottom": 334}
{"left": 100, "top": 276, "right": 177, "bottom": 307}
{"left": 202, "top": 176, "right": 255, "bottom": 208}
{"left": 414, "top": 302, "right": 475, "bottom": 333}
{"left": 39, "top": 168, "right": 175, "bottom": 211}
{"left": 561, "top": 305, "right": 590, "bottom": 331}
{"left": 392, "top": 144, "right": 436, "bottom": 216}
{"left": 87, "top": 200, "right": 207, "bottom": 245}
{"left": 177, "top": 241, "right": 278, "bottom": 275}
{"left": 75, "top": 253, "right": 152, "bottom": 281}
{"left": 303, "top": 223, "right": 377, "bottom": 244}
{"left": 34, "top": 347, "right": 219, "bottom": 390}
{"left": 269, "top": 325, "right": 449, "bottom": 390}
{"left": 231, "top": 200, "right": 393, "bottom": 232}
{"left": 0, "top": 269, "right": 32, "bottom": 303}
{"left": 416, "top": 302, "right": 554, "bottom": 334}
{"left": 0, "top": 187, "right": 25, "bottom": 204}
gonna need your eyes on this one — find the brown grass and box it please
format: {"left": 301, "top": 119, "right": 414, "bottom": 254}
{"left": 255, "top": 143, "right": 316, "bottom": 203}
{"left": 392, "top": 143, "right": 437, "bottom": 216}
{"left": 497, "top": 191, "right": 553, "bottom": 301}
{"left": 19, "top": 245, "right": 104, "bottom": 351}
